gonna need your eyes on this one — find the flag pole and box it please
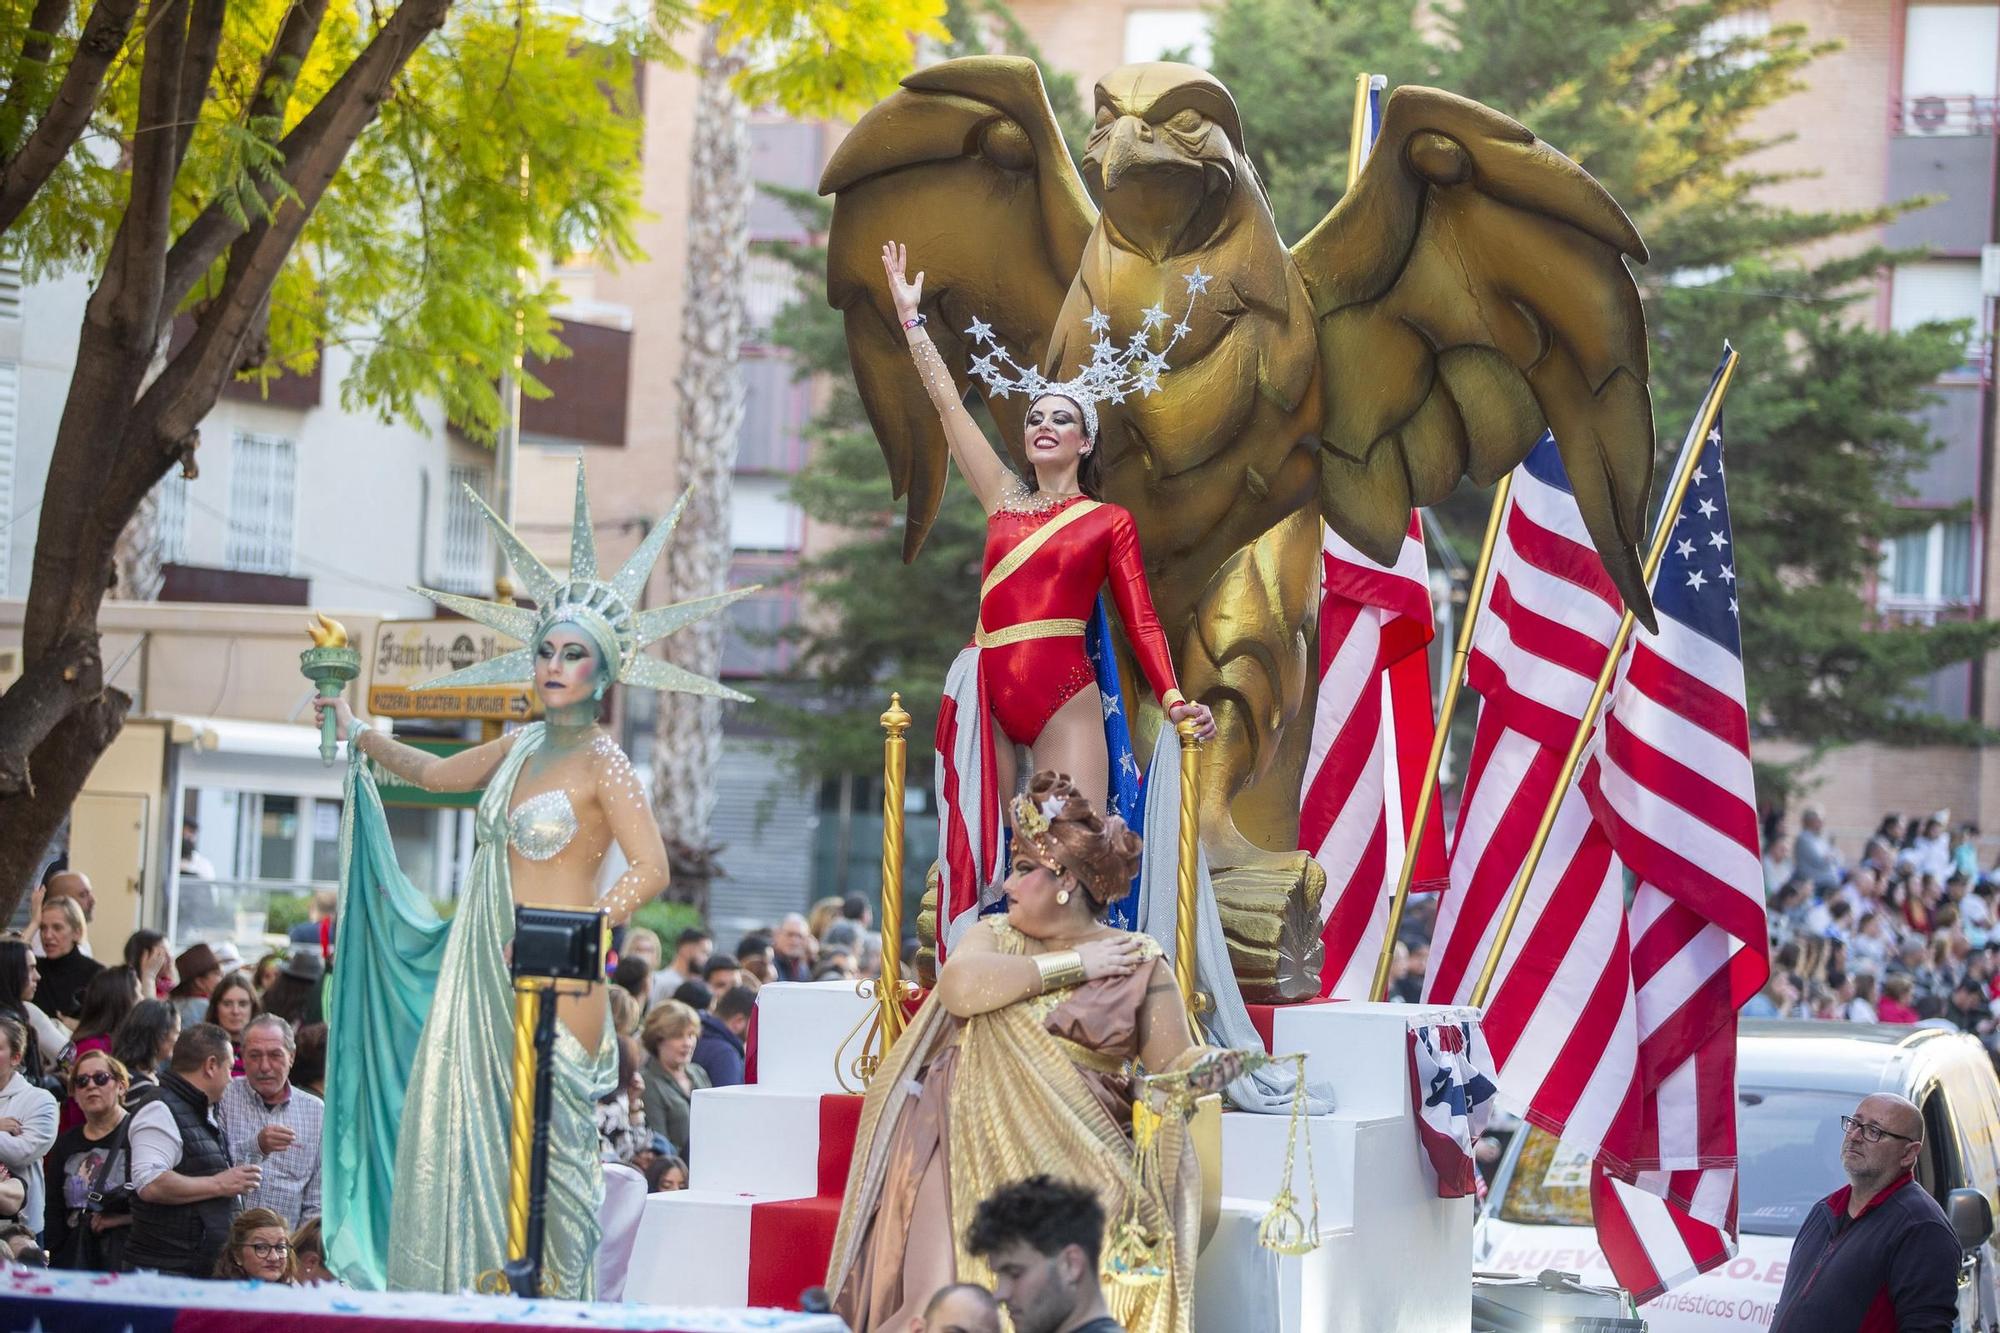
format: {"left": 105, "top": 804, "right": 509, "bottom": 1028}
{"left": 1368, "top": 474, "right": 1512, "bottom": 1000}
{"left": 1469, "top": 346, "right": 1742, "bottom": 1007}
{"left": 1347, "top": 73, "right": 1372, "bottom": 183}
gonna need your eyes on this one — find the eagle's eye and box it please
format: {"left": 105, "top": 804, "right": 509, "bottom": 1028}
{"left": 1166, "top": 108, "right": 1204, "bottom": 134}
{"left": 1093, "top": 104, "right": 1116, "bottom": 130}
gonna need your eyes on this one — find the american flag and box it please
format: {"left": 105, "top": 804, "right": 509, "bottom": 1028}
{"left": 1579, "top": 378, "right": 1768, "bottom": 1300}
{"left": 1427, "top": 355, "right": 1764, "bottom": 1302}
{"left": 1304, "top": 516, "right": 1448, "bottom": 997}
{"left": 1300, "top": 74, "right": 1449, "bottom": 999}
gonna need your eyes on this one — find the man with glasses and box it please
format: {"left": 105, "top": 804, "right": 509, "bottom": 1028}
{"left": 1770, "top": 1093, "right": 1961, "bottom": 1331}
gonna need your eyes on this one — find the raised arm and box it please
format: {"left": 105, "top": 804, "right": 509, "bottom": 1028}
{"left": 593, "top": 739, "right": 669, "bottom": 927}
{"left": 883, "top": 241, "right": 1011, "bottom": 514}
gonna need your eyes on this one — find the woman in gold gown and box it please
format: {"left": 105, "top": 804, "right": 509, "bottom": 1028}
{"left": 828, "top": 772, "right": 1216, "bottom": 1333}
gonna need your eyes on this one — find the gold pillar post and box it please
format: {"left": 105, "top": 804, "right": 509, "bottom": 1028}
{"left": 1368, "top": 476, "right": 1513, "bottom": 1000}
{"left": 1174, "top": 718, "right": 1202, "bottom": 1017}
{"left": 1470, "top": 347, "right": 1742, "bottom": 1006}
{"left": 504, "top": 983, "right": 538, "bottom": 1264}
{"left": 1346, "top": 73, "right": 1371, "bottom": 190}
{"left": 877, "top": 693, "right": 912, "bottom": 1051}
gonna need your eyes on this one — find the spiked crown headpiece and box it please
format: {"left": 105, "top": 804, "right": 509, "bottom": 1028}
{"left": 962, "top": 267, "right": 1212, "bottom": 441}
{"left": 412, "top": 461, "right": 755, "bottom": 702}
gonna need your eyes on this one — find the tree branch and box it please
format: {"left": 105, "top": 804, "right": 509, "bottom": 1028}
{"left": 171, "top": 0, "right": 228, "bottom": 172}
{"left": 130, "top": 0, "right": 452, "bottom": 488}
{"left": 0, "top": 631, "right": 102, "bottom": 798}
{"left": 89, "top": 0, "right": 186, "bottom": 341}
{"left": 0, "top": 0, "right": 141, "bottom": 237}
{"left": 0, "top": 0, "right": 72, "bottom": 156}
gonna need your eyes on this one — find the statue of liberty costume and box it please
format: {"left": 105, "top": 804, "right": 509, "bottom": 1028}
{"left": 321, "top": 466, "right": 753, "bottom": 1296}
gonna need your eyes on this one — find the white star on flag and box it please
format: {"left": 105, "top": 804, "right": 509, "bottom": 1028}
{"left": 1119, "top": 752, "right": 1140, "bottom": 778}
{"left": 1085, "top": 309, "right": 1111, "bottom": 334}
{"left": 1675, "top": 538, "right": 1696, "bottom": 559}
{"left": 965, "top": 316, "right": 995, "bottom": 343}
{"left": 1708, "top": 427, "right": 1722, "bottom": 444}
{"left": 1730, "top": 597, "right": 1739, "bottom": 615}
{"left": 1686, "top": 569, "right": 1708, "bottom": 591}
{"left": 1697, "top": 497, "right": 1718, "bottom": 519}
{"left": 1708, "top": 530, "right": 1729, "bottom": 550}
{"left": 1102, "top": 694, "right": 1121, "bottom": 717}
{"left": 1720, "top": 565, "right": 1736, "bottom": 584}
{"left": 1690, "top": 466, "right": 1706, "bottom": 485}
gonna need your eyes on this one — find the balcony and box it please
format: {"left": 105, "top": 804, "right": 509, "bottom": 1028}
{"left": 1887, "top": 96, "right": 1996, "bottom": 255}
{"left": 158, "top": 563, "right": 310, "bottom": 606}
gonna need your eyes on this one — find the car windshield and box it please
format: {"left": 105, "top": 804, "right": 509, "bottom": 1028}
{"left": 1495, "top": 1088, "right": 1855, "bottom": 1237}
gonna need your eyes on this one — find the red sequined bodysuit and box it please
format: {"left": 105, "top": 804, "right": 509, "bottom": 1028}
{"left": 976, "top": 495, "right": 1184, "bottom": 745}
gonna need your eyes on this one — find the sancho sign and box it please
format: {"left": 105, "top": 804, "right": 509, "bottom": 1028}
{"left": 369, "top": 619, "right": 534, "bottom": 721}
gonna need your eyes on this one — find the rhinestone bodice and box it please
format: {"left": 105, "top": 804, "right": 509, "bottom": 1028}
{"left": 507, "top": 788, "right": 579, "bottom": 862}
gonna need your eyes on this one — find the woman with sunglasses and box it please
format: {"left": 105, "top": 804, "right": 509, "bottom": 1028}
{"left": 213, "top": 1207, "right": 299, "bottom": 1283}
{"left": 45, "top": 1050, "right": 134, "bottom": 1271}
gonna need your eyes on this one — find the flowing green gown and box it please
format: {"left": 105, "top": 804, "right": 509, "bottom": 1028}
{"left": 322, "top": 723, "right": 616, "bottom": 1297}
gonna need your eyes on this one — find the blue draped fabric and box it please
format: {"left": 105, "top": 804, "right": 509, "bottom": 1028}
{"left": 321, "top": 726, "right": 451, "bottom": 1291}
{"left": 1087, "top": 593, "right": 1146, "bottom": 928}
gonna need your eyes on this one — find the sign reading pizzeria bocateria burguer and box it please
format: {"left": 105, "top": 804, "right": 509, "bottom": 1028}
{"left": 367, "top": 619, "right": 535, "bottom": 721}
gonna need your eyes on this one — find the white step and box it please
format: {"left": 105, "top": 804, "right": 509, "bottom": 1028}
{"left": 751, "top": 980, "right": 877, "bottom": 1095}
{"left": 689, "top": 1086, "right": 827, "bottom": 1196}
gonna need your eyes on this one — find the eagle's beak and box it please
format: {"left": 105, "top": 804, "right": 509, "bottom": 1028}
{"left": 1098, "top": 116, "right": 1187, "bottom": 193}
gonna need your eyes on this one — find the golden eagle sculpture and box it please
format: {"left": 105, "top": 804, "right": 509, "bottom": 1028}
{"left": 820, "top": 57, "right": 1655, "bottom": 1000}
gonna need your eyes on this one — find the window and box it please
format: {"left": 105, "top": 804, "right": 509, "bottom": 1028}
{"left": 226, "top": 431, "right": 297, "bottom": 574}
{"left": 1695, "top": 7, "right": 1770, "bottom": 68}
{"left": 155, "top": 469, "right": 190, "bottom": 566}
{"left": 0, "top": 262, "right": 19, "bottom": 322}
{"left": 730, "top": 475, "right": 804, "bottom": 552}
{"left": 1882, "top": 517, "right": 1977, "bottom": 608}
{"left": 1890, "top": 261, "right": 1987, "bottom": 374}
{"left": 1902, "top": 5, "right": 2000, "bottom": 134}
{"left": 440, "top": 463, "right": 491, "bottom": 592}
{"left": 1123, "top": 8, "right": 1212, "bottom": 66}
{"left": 737, "top": 354, "right": 810, "bottom": 474}
{"left": 744, "top": 251, "right": 801, "bottom": 343}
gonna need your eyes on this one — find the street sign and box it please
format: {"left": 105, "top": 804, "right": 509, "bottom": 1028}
{"left": 368, "top": 619, "right": 535, "bottom": 721}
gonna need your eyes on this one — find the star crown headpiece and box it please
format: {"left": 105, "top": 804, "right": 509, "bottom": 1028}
{"left": 961, "top": 267, "right": 1212, "bottom": 442}
{"left": 411, "top": 460, "right": 757, "bottom": 702}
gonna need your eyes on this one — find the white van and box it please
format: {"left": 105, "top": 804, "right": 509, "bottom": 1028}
{"left": 1474, "top": 1021, "right": 2000, "bottom": 1331}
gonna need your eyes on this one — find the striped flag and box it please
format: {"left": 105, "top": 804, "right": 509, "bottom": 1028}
{"left": 1300, "top": 73, "right": 1448, "bottom": 999}
{"left": 1426, "top": 358, "right": 1765, "bottom": 1303}
{"left": 1304, "top": 516, "right": 1448, "bottom": 997}
{"left": 1578, "top": 386, "right": 1768, "bottom": 1300}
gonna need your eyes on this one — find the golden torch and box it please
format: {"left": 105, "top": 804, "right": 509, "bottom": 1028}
{"left": 301, "top": 614, "right": 361, "bottom": 766}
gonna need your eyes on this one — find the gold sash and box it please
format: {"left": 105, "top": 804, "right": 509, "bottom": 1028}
{"left": 975, "top": 500, "right": 1101, "bottom": 644}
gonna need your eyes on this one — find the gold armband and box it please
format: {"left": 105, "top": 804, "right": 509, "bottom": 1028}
{"left": 1161, "top": 688, "right": 1187, "bottom": 710}
{"left": 1034, "top": 950, "right": 1087, "bottom": 994}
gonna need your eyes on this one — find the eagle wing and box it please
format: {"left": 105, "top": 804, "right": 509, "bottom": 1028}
{"left": 820, "top": 56, "right": 1095, "bottom": 562}
{"left": 1292, "top": 86, "right": 1656, "bottom": 626}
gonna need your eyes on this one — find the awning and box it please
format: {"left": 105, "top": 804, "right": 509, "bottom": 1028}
{"left": 165, "top": 715, "right": 345, "bottom": 799}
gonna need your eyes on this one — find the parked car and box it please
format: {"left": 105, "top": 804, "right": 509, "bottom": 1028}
{"left": 1474, "top": 1021, "right": 2000, "bottom": 1331}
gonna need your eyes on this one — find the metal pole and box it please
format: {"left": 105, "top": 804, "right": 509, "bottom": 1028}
{"left": 1346, "top": 73, "right": 1371, "bottom": 190}
{"left": 505, "top": 988, "right": 559, "bottom": 1298}
{"left": 1368, "top": 475, "right": 1513, "bottom": 1000}
{"left": 1173, "top": 718, "right": 1202, "bottom": 1017}
{"left": 877, "top": 693, "right": 911, "bottom": 1051}
{"left": 503, "top": 983, "right": 537, "bottom": 1266}
{"left": 1470, "top": 347, "right": 1742, "bottom": 1006}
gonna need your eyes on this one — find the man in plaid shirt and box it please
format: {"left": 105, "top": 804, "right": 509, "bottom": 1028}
{"left": 217, "top": 1015, "right": 322, "bottom": 1227}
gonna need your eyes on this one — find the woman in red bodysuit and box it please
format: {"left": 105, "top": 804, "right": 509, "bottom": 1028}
{"left": 882, "top": 242, "right": 1214, "bottom": 813}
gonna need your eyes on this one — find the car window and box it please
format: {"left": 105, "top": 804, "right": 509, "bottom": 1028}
{"left": 1492, "top": 1090, "right": 1855, "bottom": 1237}
{"left": 1495, "top": 1126, "right": 1593, "bottom": 1227}
{"left": 1937, "top": 1051, "right": 2000, "bottom": 1200}
{"left": 1921, "top": 1088, "right": 1956, "bottom": 1205}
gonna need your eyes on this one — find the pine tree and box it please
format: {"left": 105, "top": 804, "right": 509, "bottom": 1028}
{"left": 1213, "top": 0, "right": 1994, "bottom": 797}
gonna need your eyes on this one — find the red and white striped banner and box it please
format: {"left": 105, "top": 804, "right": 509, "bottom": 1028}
{"left": 1302, "top": 514, "right": 1448, "bottom": 998}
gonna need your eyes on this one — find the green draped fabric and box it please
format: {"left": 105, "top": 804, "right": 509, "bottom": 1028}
{"left": 323, "top": 724, "right": 615, "bottom": 1297}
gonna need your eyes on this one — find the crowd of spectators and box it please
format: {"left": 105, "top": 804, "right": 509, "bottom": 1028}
{"left": 596, "top": 891, "right": 885, "bottom": 1181}
{"left": 0, "top": 858, "right": 889, "bottom": 1281}
{"left": 1750, "top": 807, "right": 2000, "bottom": 1052}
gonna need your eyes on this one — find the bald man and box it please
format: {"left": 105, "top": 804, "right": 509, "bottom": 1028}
{"left": 1769, "top": 1093, "right": 1961, "bottom": 1332}
{"left": 914, "top": 1283, "right": 1001, "bottom": 1333}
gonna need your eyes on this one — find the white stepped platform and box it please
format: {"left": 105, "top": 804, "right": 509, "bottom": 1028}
{"left": 630, "top": 983, "right": 1475, "bottom": 1330}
